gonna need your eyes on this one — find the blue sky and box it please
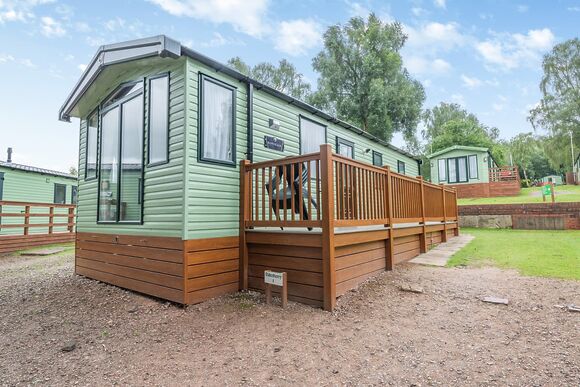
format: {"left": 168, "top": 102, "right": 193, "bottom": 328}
{"left": 0, "top": 0, "right": 578, "bottom": 172}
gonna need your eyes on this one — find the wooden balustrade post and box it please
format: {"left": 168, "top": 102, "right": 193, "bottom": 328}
{"left": 384, "top": 166, "right": 394, "bottom": 271}
{"left": 418, "top": 176, "right": 427, "bottom": 253}
{"left": 67, "top": 207, "right": 75, "bottom": 233}
{"left": 320, "top": 144, "right": 336, "bottom": 311}
{"left": 48, "top": 206, "right": 54, "bottom": 234}
{"left": 440, "top": 184, "right": 448, "bottom": 243}
{"left": 23, "top": 205, "right": 30, "bottom": 236}
{"left": 454, "top": 188, "right": 460, "bottom": 236}
{"left": 239, "top": 160, "right": 251, "bottom": 290}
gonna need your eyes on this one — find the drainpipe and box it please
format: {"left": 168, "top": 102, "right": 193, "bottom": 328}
{"left": 6, "top": 147, "right": 12, "bottom": 163}
{"left": 246, "top": 83, "right": 254, "bottom": 162}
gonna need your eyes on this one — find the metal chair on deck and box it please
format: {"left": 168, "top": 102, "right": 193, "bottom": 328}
{"left": 265, "top": 162, "right": 318, "bottom": 230}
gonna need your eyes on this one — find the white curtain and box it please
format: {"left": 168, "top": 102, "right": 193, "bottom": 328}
{"left": 448, "top": 158, "right": 457, "bottom": 183}
{"left": 458, "top": 157, "right": 467, "bottom": 182}
{"left": 339, "top": 143, "right": 353, "bottom": 158}
{"left": 203, "top": 80, "right": 233, "bottom": 161}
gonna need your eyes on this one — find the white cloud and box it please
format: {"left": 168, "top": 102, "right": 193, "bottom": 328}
{"left": 461, "top": 74, "right": 483, "bottom": 88}
{"left": 0, "top": 0, "right": 55, "bottom": 24}
{"left": 274, "top": 19, "right": 322, "bottom": 56}
{"left": 148, "top": 0, "right": 269, "bottom": 37}
{"left": 0, "top": 54, "right": 36, "bottom": 68}
{"left": 405, "top": 22, "right": 466, "bottom": 52}
{"left": 517, "top": 5, "right": 528, "bottom": 13}
{"left": 74, "top": 21, "right": 91, "bottom": 32}
{"left": 568, "top": 6, "right": 580, "bottom": 11}
{"left": 104, "top": 17, "right": 125, "bottom": 31}
{"left": 475, "top": 28, "right": 555, "bottom": 70}
{"left": 40, "top": 16, "right": 66, "bottom": 37}
{"left": 19, "top": 58, "right": 35, "bottom": 68}
{"left": 433, "top": 0, "right": 446, "bottom": 9}
{"left": 411, "top": 7, "right": 428, "bottom": 17}
{"left": 86, "top": 36, "right": 106, "bottom": 47}
{"left": 78, "top": 63, "right": 87, "bottom": 72}
{"left": 198, "top": 32, "right": 245, "bottom": 48}
{"left": 405, "top": 56, "right": 451, "bottom": 75}
{"left": 345, "top": 1, "right": 370, "bottom": 17}
{"left": 0, "top": 53, "right": 15, "bottom": 63}
{"left": 492, "top": 103, "right": 504, "bottom": 112}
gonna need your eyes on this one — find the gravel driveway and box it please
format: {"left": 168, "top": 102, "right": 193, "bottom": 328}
{"left": 0, "top": 249, "right": 578, "bottom": 386}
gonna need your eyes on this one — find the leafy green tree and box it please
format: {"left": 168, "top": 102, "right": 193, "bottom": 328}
{"left": 422, "top": 103, "right": 480, "bottom": 145}
{"left": 509, "top": 133, "right": 537, "bottom": 181}
{"left": 311, "top": 13, "right": 425, "bottom": 143}
{"left": 529, "top": 38, "right": 580, "bottom": 171}
{"left": 227, "top": 57, "right": 312, "bottom": 100}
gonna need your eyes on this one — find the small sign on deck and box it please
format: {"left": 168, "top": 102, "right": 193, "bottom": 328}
{"left": 264, "top": 270, "right": 288, "bottom": 307}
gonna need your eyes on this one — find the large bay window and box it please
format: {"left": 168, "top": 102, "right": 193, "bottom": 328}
{"left": 199, "top": 74, "right": 236, "bottom": 165}
{"left": 98, "top": 82, "right": 144, "bottom": 223}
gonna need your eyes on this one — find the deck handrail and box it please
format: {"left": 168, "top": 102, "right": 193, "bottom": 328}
{"left": 0, "top": 201, "right": 76, "bottom": 235}
{"left": 240, "top": 144, "right": 458, "bottom": 229}
{"left": 489, "top": 166, "right": 519, "bottom": 182}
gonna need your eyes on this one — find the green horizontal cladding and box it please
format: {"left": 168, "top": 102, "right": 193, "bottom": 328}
{"left": 184, "top": 56, "right": 418, "bottom": 240}
{"left": 429, "top": 148, "right": 490, "bottom": 184}
{"left": 0, "top": 166, "right": 77, "bottom": 235}
{"left": 76, "top": 58, "right": 186, "bottom": 237}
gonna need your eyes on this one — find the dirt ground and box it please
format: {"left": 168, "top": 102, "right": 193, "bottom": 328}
{"left": 0, "top": 249, "right": 578, "bottom": 386}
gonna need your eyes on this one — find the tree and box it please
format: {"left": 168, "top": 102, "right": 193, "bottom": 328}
{"left": 227, "top": 57, "right": 312, "bottom": 100}
{"left": 422, "top": 102, "right": 480, "bottom": 145}
{"left": 69, "top": 166, "right": 78, "bottom": 176}
{"left": 529, "top": 38, "right": 580, "bottom": 171}
{"left": 311, "top": 13, "right": 425, "bottom": 143}
{"left": 508, "top": 133, "right": 536, "bottom": 181}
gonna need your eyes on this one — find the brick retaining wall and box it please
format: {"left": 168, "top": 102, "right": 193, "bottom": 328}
{"left": 459, "top": 202, "right": 580, "bottom": 230}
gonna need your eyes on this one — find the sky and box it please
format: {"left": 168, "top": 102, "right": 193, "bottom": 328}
{"left": 0, "top": 0, "right": 578, "bottom": 172}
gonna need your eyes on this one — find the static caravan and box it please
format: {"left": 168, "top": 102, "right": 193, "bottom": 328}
{"left": 0, "top": 148, "right": 77, "bottom": 252}
{"left": 59, "top": 36, "right": 459, "bottom": 310}
{"left": 427, "top": 145, "right": 520, "bottom": 199}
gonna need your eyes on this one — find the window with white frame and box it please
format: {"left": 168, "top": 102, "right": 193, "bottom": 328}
{"left": 200, "top": 75, "right": 236, "bottom": 165}
{"left": 438, "top": 159, "right": 446, "bottom": 181}
{"left": 148, "top": 74, "right": 169, "bottom": 165}
{"left": 468, "top": 154, "right": 478, "bottom": 179}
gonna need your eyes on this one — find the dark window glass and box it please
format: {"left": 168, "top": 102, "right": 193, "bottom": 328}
{"left": 148, "top": 75, "right": 169, "bottom": 165}
{"left": 438, "top": 159, "right": 446, "bottom": 181}
{"left": 98, "top": 107, "right": 120, "bottom": 221}
{"left": 336, "top": 138, "right": 354, "bottom": 159}
{"left": 103, "top": 82, "right": 143, "bottom": 108}
{"left": 372, "top": 151, "right": 383, "bottom": 167}
{"left": 86, "top": 113, "right": 98, "bottom": 179}
{"left": 71, "top": 186, "right": 78, "bottom": 205}
{"left": 54, "top": 183, "right": 66, "bottom": 204}
{"left": 397, "top": 160, "right": 406, "bottom": 174}
{"left": 201, "top": 76, "right": 235, "bottom": 164}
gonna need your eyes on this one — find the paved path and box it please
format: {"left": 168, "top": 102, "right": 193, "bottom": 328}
{"left": 409, "top": 234, "right": 474, "bottom": 267}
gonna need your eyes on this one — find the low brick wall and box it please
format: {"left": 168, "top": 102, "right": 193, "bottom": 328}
{"left": 459, "top": 202, "right": 580, "bottom": 230}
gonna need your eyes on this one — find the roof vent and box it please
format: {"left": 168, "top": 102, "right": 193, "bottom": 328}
{"left": 7, "top": 147, "right": 12, "bottom": 163}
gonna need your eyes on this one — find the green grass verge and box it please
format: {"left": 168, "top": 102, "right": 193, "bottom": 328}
{"left": 457, "top": 185, "right": 580, "bottom": 205}
{"left": 448, "top": 228, "right": 580, "bottom": 280}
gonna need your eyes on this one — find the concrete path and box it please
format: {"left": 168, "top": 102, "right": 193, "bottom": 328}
{"left": 409, "top": 234, "right": 474, "bottom": 267}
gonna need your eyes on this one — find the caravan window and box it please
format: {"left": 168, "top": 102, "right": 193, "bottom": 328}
{"left": 438, "top": 159, "right": 446, "bottom": 181}
{"left": 86, "top": 111, "right": 98, "bottom": 180}
{"left": 397, "top": 160, "right": 406, "bottom": 174}
{"left": 372, "top": 151, "right": 383, "bottom": 167}
{"left": 54, "top": 184, "right": 66, "bottom": 204}
{"left": 200, "top": 75, "right": 236, "bottom": 165}
{"left": 300, "top": 117, "right": 326, "bottom": 177}
{"left": 98, "top": 81, "right": 144, "bottom": 223}
{"left": 468, "top": 155, "right": 478, "bottom": 179}
{"left": 447, "top": 157, "right": 468, "bottom": 183}
{"left": 148, "top": 74, "right": 169, "bottom": 165}
{"left": 336, "top": 137, "right": 354, "bottom": 159}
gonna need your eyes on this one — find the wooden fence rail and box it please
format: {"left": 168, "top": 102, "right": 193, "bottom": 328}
{"left": 0, "top": 201, "right": 76, "bottom": 236}
{"left": 241, "top": 145, "right": 458, "bottom": 229}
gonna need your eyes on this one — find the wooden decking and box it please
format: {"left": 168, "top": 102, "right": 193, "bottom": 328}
{"left": 240, "top": 145, "right": 460, "bottom": 311}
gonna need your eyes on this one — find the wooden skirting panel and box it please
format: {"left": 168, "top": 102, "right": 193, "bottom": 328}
{"left": 184, "top": 236, "right": 239, "bottom": 305}
{"left": 246, "top": 232, "right": 324, "bottom": 307}
{"left": 0, "top": 232, "right": 75, "bottom": 254}
{"left": 75, "top": 232, "right": 185, "bottom": 304}
{"left": 335, "top": 240, "right": 386, "bottom": 296}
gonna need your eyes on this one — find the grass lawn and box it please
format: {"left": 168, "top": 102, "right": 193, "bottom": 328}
{"left": 457, "top": 185, "right": 580, "bottom": 205}
{"left": 448, "top": 228, "right": 580, "bottom": 280}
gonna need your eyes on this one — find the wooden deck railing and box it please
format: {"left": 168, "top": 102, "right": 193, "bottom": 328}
{"left": 489, "top": 166, "right": 519, "bottom": 182}
{"left": 240, "top": 144, "right": 458, "bottom": 229}
{"left": 0, "top": 201, "right": 76, "bottom": 236}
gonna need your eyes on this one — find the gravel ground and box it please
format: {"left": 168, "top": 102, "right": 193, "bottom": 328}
{"left": 0, "top": 249, "right": 578, "bottom": 386}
